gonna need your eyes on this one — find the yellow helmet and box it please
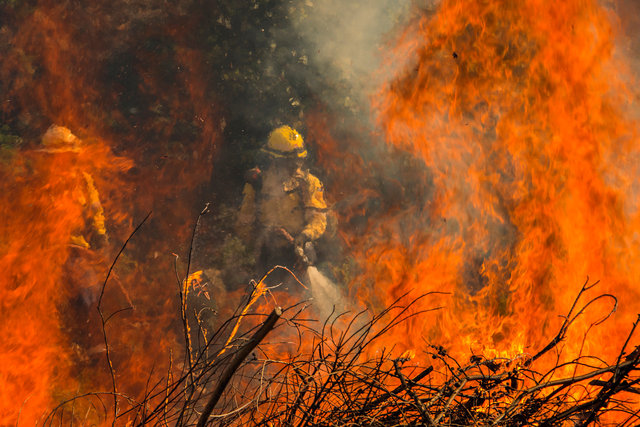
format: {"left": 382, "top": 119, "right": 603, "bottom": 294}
{"left": 41, "top": 125, "right": 81, "bottom": 153}
{"left": 262, "top": 125, "right": 307, "bottom": 158}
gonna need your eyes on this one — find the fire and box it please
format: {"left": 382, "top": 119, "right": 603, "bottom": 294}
{"left": 2, "top": 0, "right": 640, "bottom": 423}
{"left": 354, "top": 0, "right": 640, "bottom": 363}
{"left": 0, "top": 1, "right": 219, "bottom": 424}
{"left": 0, "top": 135, "right": 132, "bottom": 424}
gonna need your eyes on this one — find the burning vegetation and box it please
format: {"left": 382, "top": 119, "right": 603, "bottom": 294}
{"left": 2, "top": 0, "right": 640, "bottom": 425}
{"left": 42, "top": 274, "right": 640, "bottom": 425}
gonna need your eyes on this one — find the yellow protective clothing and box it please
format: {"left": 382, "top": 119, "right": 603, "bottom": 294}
{"left": 236, "top": 165, "right": 327, "bottom": 244}
{"left": 69, "top": 172, "right": 107, "bottom": 249}
{"left": 41, "top": 125, "right": 107, "bottom": 249}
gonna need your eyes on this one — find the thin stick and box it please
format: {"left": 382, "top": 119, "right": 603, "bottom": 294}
{"left": 97, "top": 211, "right": 152, "bottom": 422}
{"left": 393, "top": 359, "right": 435, "bottom": 426}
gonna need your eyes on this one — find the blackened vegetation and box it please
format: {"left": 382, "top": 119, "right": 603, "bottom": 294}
{"left": 45, "top": 277, "right": 640, "bottom": 426}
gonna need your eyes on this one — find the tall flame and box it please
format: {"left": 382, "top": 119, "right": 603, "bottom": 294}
{"left": 3, "top": 0, "right": 640, "bottom": 423}
{"left": 0, "top": 140, "right": 132, "bottom": 424}
{"left": 0, "top": 1, "right": 219, "bottom": 423}
{"left": 352, "top": 0, "right": 640, "bottom": 360}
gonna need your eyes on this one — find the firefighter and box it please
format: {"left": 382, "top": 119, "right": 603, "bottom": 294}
{"left": 40, "top": 125, "right": 108, "bottom": 251}
{"left": 38, "top": 125, "right": 112, "bottom": 369}
{"left": 39, "top": 125, "right": 110, "bottom": 311}
{"left": 235, "top": 125, "right": 328, "bottom": 282}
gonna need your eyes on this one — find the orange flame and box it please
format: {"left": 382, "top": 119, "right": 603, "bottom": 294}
{"left": 0, "top": 137, "right": 132, "bottom": 424}
{"left": 357, "top": 0, "right": 640, "bottom": 362}
{"left": 0, "top": 1, "right": 220, "bottom": 424}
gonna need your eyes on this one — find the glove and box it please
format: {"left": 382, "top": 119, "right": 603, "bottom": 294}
{"left": 294, "top": 245, "right": 308, "bottom": 265}
{"left": 303, "top": 241, "right": 317, "bottom": 265}
{"left": 244, "top": 167, "right": 262, "bottom": 184}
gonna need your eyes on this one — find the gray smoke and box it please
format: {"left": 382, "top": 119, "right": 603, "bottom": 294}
{"left": 289, "top": 0, "right": 413, "bottom": 115}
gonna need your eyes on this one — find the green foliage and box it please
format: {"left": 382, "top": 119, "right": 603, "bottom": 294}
{"left": 0, "top": 0, "right": 20, "bottom": 7}
{"left": 0, "top": 125, "right": 22, "bottom": 163}
{"left": 197, "top": 1, "right": 317, "bottom": 187}
{"left": 221, "top": 235, "right": 255, "bottom": 272}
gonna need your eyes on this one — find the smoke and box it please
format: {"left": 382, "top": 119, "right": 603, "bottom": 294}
{"left": 4, "top": 0, "right": 637, "bottom": 421}
{"left": 289, "top": 0, "right": 413, "bottom": 113}
{"left": 611, "top": 0, "right": 640, "bottom": 217}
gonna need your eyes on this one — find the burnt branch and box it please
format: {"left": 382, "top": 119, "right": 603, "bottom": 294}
{"left": 197, "top": 307, "right": 282, "bottom": 427}
{"left": 49, "top": 274, "right": 640, "bottom": 426}
{"left": 97, "top": 210, "right": 152, "bottom": 422}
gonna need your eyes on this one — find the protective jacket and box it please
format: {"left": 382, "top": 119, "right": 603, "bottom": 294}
{"left": 38, "top": 125, "right": 107, "bottom": 250}
{"left": 236, "top": 165, "right": 327, "bottom": 246}
{"left": 69, "top": 171, "right": 107, "bottom": 249}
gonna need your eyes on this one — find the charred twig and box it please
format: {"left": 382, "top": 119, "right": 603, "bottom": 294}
{"left": 177, "top": 204, "right": 211, "bottom": 392}
{"left": 361, "top": 365, "right": 434, "bottom": 414}
{"left": 54, "top": 276, "right": 640, "bottom": 427}
{"left": 97, "top": 211, "right": 152, "bottom": 421}
{"left": 393, "top": 359, "right": 435, "bottom": 426}
{"left": 433, "top": 378, "right": 467, "bottom": 424}
{"left": 196, "top": 307, "right": 282, "bottom": 427}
